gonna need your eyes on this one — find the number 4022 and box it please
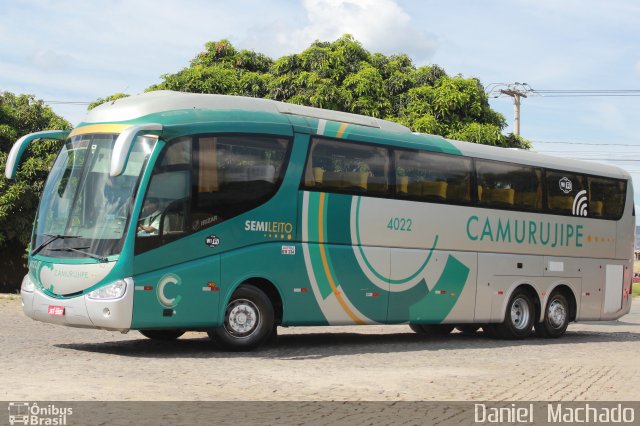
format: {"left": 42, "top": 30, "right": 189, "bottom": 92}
{"left": 387, "top": 217, "right": 412, "bottom": 232}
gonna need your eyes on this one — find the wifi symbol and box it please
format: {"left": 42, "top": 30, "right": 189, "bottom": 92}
{"left": 572, "top": 190, "right": 588, "bottom": 217}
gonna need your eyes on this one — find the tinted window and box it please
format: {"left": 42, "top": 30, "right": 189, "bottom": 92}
{"left": 588, "top": 176, "right": 626, "bottom": 219}
{"left": 192, "top": 135, "right": 290, "bottom": 229}
{"left": 545, "top": 171, "right": 586, "bottom": 215}
{"left": 303, "top": 138, "right": 390, "bottom": 196}
{"left": 476, "top": 160, "right": 542, "bottom": 210}
{"left": 136, "top": 138, "right": 192, "bottom": 253}
{"left": 136, "top": 135, "right": 290, "bottom": 253}
{"left": 395, "top": 150, "right": 472, "bottom": 203}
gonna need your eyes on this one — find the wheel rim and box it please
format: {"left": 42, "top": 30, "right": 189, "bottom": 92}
{"left": 224, "top": 298, "right": 261, "bottom": 338}
{"left": 510, "top": 297, "right": 531, "bottom": 330}
{"left": 547, "top": 299, "right": 567, "bottom": 329}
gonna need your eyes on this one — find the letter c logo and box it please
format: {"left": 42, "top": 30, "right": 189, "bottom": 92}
{"left": 157, "top": 274, "right": 182, "bottom": 308}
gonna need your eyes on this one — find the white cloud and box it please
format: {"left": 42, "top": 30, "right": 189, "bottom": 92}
{"left": 291, "top": 0, "right": 438, "bottom": 61}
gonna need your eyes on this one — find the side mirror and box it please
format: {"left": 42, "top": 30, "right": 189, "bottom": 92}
{"left": 110, "top": 124, "right": 163, "bottom": 177}
{"left": 4, "top": 130, "right": 70, "bottom": 179}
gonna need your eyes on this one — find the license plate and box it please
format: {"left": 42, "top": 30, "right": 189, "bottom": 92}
{"left": 48, "top": 305, "right": 65, "bottom": 316}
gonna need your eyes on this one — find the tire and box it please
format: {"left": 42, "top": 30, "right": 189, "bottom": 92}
{"left": 139, "top": 329, "right": 185, "bottom": 340}
{"left": 494, "top": 289, "right": 535, "bottom": 339}
{"left": 409, "top": 324, "right": 454, "bottom": 335}
{"left": 208, "top": 285, "right": 274, "bottom": 351}
{"left": 535, "top": 292, "right": 570, "bottom": 338}
{"left": 456, "top": 325, "right": 481, "bottom": 335}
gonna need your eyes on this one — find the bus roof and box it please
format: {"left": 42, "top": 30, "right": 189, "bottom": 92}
{"left": 85, "top": 90, "right": 410, "bottom": 133}
{"left": 449, "top": 138, "right": 630, "bottom": 180}
{"left": 84, "top": 90, "right": 630, "bottom": 181}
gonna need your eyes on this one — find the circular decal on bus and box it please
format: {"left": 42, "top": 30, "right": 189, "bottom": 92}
{"left": 559, "top": 177, "right": 572, "bottom": 194}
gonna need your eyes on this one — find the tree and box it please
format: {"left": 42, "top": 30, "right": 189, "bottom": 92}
{"left": 87, "top": 93, "right": 130, "bottom": 110}
{"left": 0, "top": 92, "right": 72, "bottom": 290}
{"left": 92, "top": 35, "right": 530, "bottom": 148}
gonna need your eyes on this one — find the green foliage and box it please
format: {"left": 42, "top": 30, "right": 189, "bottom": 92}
{"left": 92, "top": 34, "right": 529, "bottom": 148}
{"left": 87, "top": 93, "right": 130, "bottom": 110}
{"left": 0, "top": 92, "right": 72, "bottom": 248}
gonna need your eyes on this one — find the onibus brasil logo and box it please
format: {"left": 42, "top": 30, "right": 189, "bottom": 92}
{"left": 8, "top": 402, "right": 72, "bottom": 425}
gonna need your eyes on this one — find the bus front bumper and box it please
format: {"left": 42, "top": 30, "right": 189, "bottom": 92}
{"left": 21, "top": 278, "right": 134, "bottom": 331}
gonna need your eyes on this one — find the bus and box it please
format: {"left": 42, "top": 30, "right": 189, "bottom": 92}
{"left": 6, "top": 90, "right": 634, "bottom": 350}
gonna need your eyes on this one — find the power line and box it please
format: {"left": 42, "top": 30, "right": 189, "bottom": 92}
{"left": 535, "top": 89, "right": 640, "bottom": 93}
{"left": 43, "top": 100, "right": 91, "bottom": 105}
{"left": 532, "top": 140, "right": 640, "bottom": 146}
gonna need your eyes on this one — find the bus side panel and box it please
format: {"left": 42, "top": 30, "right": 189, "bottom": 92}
{"left": 131, "top": 255, "right": 221, "bottom": 329}
{"left": 219, "top": 242, "right": 328, "bottom": 326}
{"left": 388, "top": 249, "right": 476, "bottom": 324}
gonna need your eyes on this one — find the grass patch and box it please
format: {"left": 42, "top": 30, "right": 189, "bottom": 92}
{"left": 634, "top": 282, "right": 640, "bottom": 298}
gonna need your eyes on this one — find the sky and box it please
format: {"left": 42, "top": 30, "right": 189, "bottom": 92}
{"left": 1, "top": 0, "right": 640, "bottom": 211}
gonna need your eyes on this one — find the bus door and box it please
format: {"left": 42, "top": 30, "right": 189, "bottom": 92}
{"left": 131, "top": 137, "right": 221, "bottom": 329}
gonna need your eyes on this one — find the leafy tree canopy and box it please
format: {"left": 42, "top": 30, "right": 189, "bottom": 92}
{"left": 87, "top": 92, "right": 130, "bottom": 110}
{"left": 0, "top": 92, "right": 72, "bottom": 248}
{"left": 96, "top": 35, "right": 530, "bottom": 149}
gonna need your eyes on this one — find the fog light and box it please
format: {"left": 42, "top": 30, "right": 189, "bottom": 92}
{"left": 103, "top": 308, "right": 111, "bottom": 318}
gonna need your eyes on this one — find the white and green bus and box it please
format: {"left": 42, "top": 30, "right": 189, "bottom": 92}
{"left": 6, "top": 91, "right": 634, "bottom": 350}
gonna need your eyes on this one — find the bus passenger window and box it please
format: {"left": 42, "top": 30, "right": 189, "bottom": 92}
{"left": 545, "top": 171, "right": 585, "bottom": 215}
{"left": 395, "top": 149, "right": 472, "bottom": 204}
{"left": 476, "top": 160, "right": 542, "bottom": 211}
{"left": 303, "top": 138, "right": 390, "bottom": 196}
{"left": 192, "top": 135, "right": 290, "bottom": 230}
{"left": 588, "top": 176, "right": 626, "bottom": 220}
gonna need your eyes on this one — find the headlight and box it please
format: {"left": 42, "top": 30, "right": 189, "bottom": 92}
{"left": 21, "top": 275, "right": 35, "bottom": 293}
{"left": 87, "top": 280, "right": 127, "bottom": 300}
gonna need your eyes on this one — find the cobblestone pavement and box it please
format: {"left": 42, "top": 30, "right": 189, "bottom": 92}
{"left": 1, "top": 296, "right": 638, "bottom": 402}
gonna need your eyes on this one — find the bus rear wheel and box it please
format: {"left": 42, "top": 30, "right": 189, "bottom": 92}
{"left": 535, "top": 292, "right": 570, "bottom": 338}
{"left": 494, "top": 289, "right": 534, "bottom": 339}
{"left": 139, "top": 329, "right": 185, "bottom": 340}
{"left": 410, "top": 324, "right": 454, "bottom": 335}
{"left": 208, "top": 285, "right": 274, "bottom": 351}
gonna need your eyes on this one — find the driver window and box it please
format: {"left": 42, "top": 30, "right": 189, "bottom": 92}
{"left": 135, "top": 137, "right": 192, "bottom": 254}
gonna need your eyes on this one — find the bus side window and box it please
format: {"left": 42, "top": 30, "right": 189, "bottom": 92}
{"left": 476, "top": 160, "right": 542, "bottom": 211}
{"left": 191, "top": 135, "right": 290, "bottom": 231}
{"left": 588, "top": 176, "right": 626, "bottom": 220}
{"left": 545, "top": 171, "right": 585, "bottom": 215}
{"left": 135, "top": 137, "right": 192, "bottom": 253}
{"left": 303, "top": 137, "right": 390, "bottom": 196}
{"left": 395, "top": 149, "right": 472, "bottom": 204}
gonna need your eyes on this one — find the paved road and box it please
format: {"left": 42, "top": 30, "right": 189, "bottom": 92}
{"left": 1, "top": 296, "right": 638, "bottom": 401}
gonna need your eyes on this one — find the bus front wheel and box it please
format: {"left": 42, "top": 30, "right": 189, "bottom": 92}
{"left": 534, "top": 292, "right": 570, "bottom": 338}
{"left": 209, "top": 285, "right": 274, "bottom": 351}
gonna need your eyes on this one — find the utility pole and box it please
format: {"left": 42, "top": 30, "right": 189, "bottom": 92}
{"left": 486, "top": 83, "right": 535, "bottom": 136}
{"left": 499, "top": 88, "right": 527, "bottom": 136}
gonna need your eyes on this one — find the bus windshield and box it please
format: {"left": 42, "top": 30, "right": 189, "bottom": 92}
{"left": 32, "top": 133, "right": 156, "bottom": 260}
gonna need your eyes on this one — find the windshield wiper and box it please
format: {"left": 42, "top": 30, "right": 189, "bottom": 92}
{"left": 49, "top": 246, "right": 109, "bottom": 263}
{"left": 31, "top": 234, "right": 80, "bottom": 256}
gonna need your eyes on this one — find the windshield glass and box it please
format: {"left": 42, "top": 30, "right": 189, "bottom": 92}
{"left": 32, "top": 133, "right": 156, "bottom": 259}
